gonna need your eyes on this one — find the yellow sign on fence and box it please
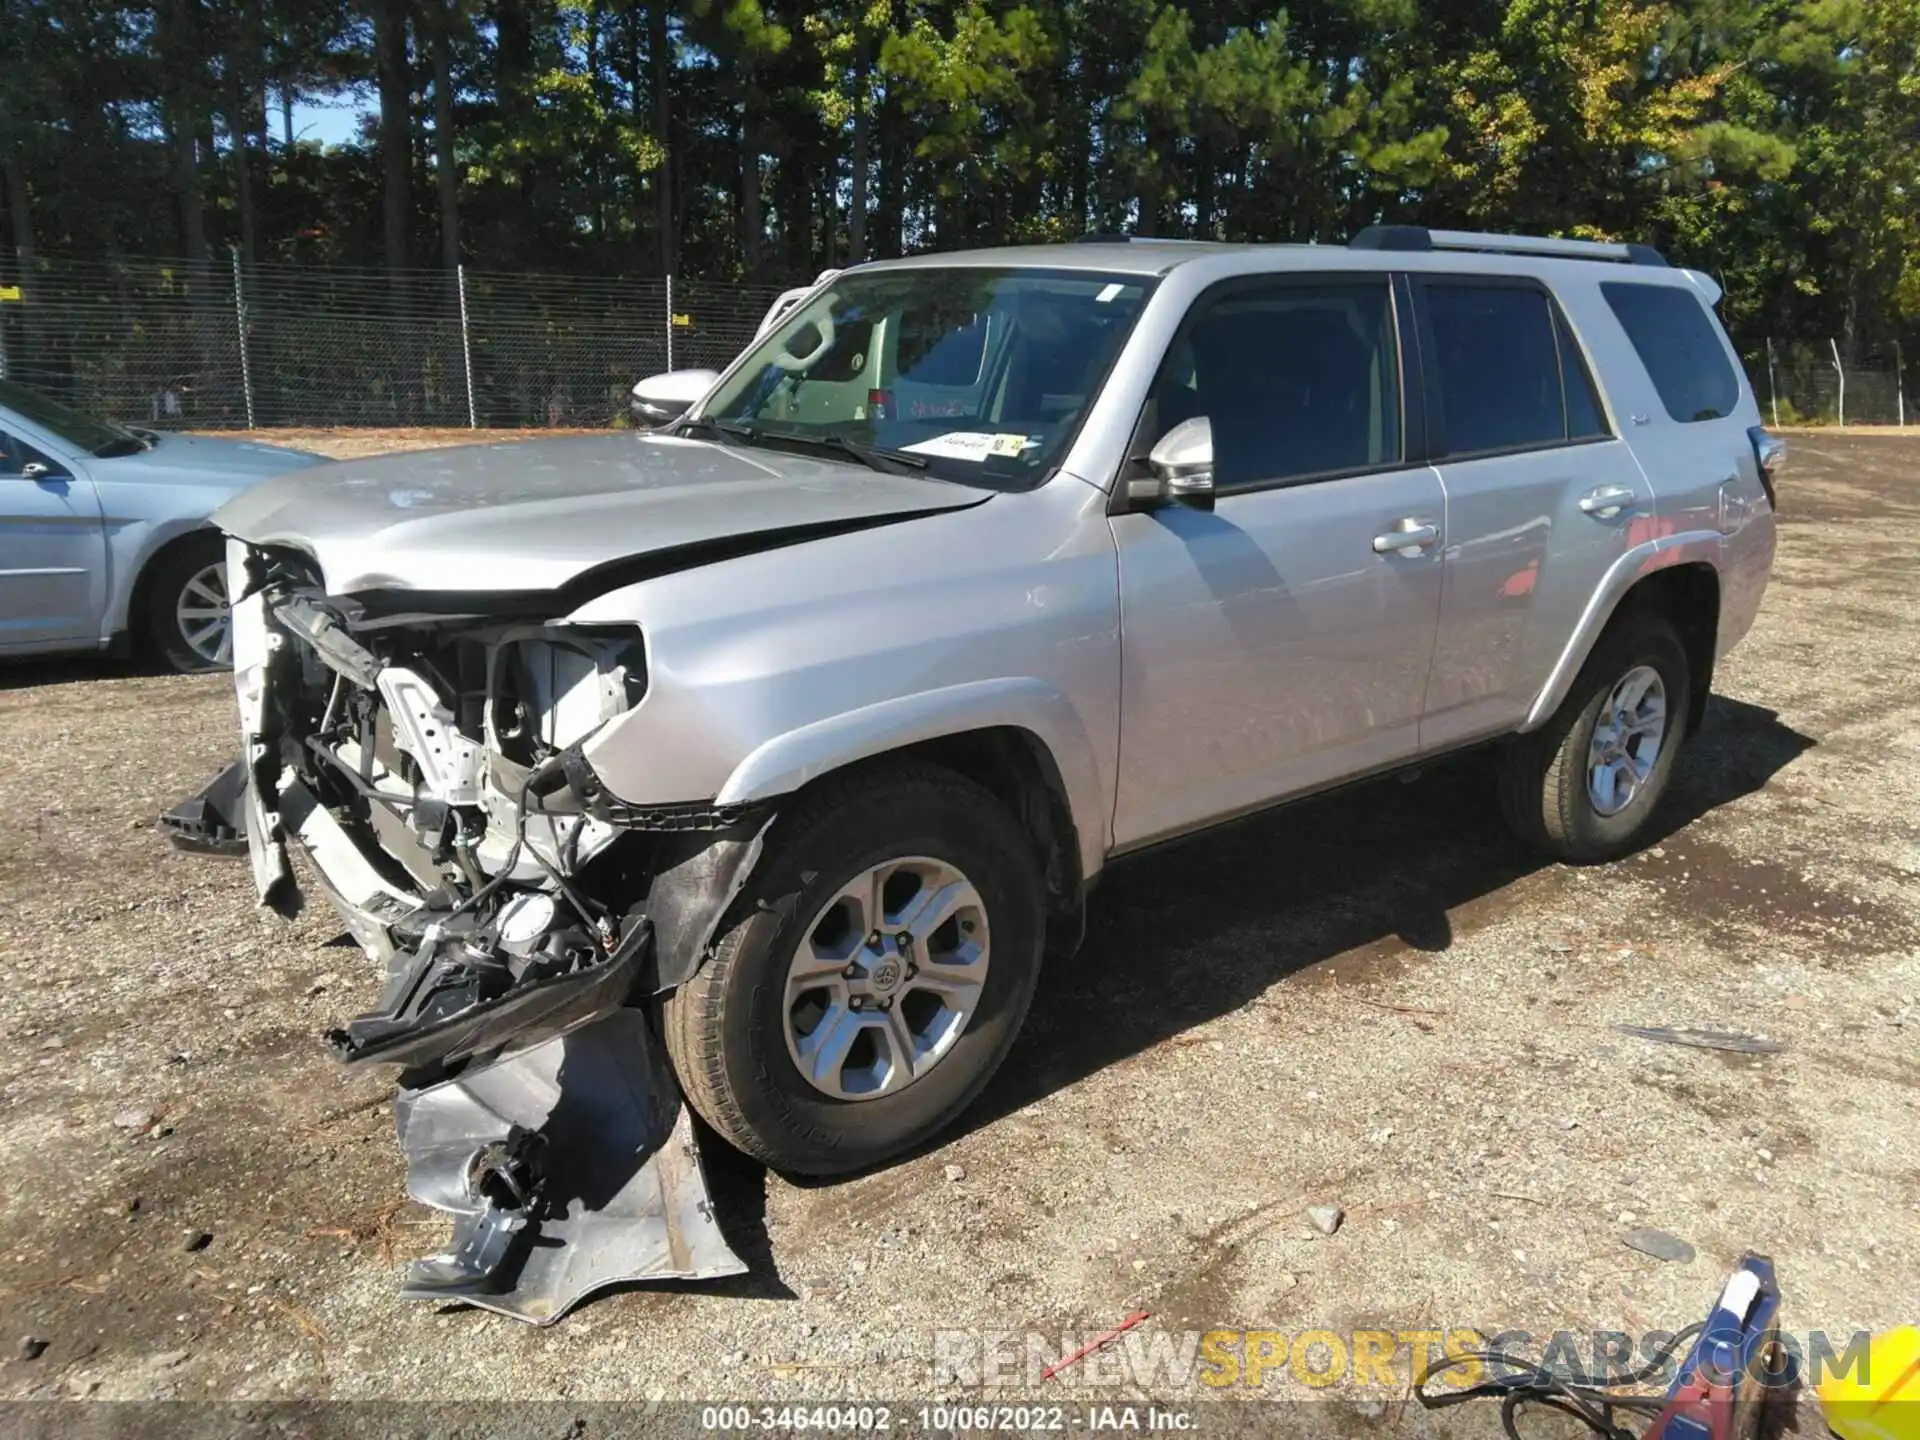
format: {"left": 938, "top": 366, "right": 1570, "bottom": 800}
{"left": 671, "top": 312, "right": 691, "bottom": 326}
{"left": 0, "top": 285, "right": 22, "bottom": 302}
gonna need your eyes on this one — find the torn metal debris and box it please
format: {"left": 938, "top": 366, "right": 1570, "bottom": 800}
{"left": 396, "top": 1009, "right": 744, "bottom": 1323}
{"left": 164, "top": 543, "right": 754, "bottom": 1319}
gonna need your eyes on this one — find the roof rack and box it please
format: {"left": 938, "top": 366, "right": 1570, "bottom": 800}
{"left": 1349, "top": 225, "right": 1668, "bottom": 268}
{"left": 1068, "top": 232, "right": 1217, "bottom": 246}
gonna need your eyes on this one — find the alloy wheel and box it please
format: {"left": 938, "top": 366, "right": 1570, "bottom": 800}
{"left": 1587, "top": 663, "right": 1667, "bottom": 816}
{"left": 174, "top": 561, "right": 232, "bottom": 668}
{"left": 782, "top": 856, "right": 991, "bottom": 1101}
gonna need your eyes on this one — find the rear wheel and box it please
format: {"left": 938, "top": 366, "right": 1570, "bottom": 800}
{"left": 663, "top": 761, "right": 1045, "bottom": 1175}
{"left": 1499, "top": 611, "right": 1691, "bottom": 863}
{"left": 143, "top": 535, "right": 231, "bottom": 673}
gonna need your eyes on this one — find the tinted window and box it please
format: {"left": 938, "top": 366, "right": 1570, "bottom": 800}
{"left": 1602, "top": 282, "right": 1739, "bottom": 422}
{"left": 1556, "top": 311, "right": 1608, "bottom": 439}
{"left": 1424, "top": 283, "right": 1566, "bottom": 455}
{"left": 1154, "top": 280, "right": 1400, "bottom": 490}
{"left": 0, "top": 378, "right": 143, "bottom": 457}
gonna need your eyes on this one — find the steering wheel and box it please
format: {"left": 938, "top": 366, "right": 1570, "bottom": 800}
{"left": 769, "top": 305, "right": 836, "bottom": 373}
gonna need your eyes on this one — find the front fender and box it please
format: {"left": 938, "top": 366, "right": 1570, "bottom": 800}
{"left": 1520, "top": 528, "right": 1724, "bottom": 731}
{"left": 104, "top": 516, "right": 224, "bottom": 637}
{"left": 713, "top": 677, "right": 1109, "bottom": 883}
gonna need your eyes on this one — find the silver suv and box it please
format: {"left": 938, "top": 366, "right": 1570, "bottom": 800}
{"left": 177, "top": 228, "right": 1778, "bottom": 1310}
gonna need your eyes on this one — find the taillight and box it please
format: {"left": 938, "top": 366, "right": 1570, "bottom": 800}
{"left": 1748, "top": 426, "right": 1784, "bottom": 511}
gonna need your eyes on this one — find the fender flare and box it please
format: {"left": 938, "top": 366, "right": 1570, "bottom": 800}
{"left": 1520, "top": 528, "right": 1724, "bottom": 731}
{"left": 712, "top": 676, "right": 1110, "bottom": 883}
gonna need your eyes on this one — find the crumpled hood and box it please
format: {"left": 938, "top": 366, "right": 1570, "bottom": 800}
{"left": 213, "top": 432, "right": 992, "bottom": 596}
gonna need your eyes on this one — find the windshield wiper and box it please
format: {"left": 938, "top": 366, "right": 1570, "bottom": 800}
{"left": 794, "top": 433, "right": 928, "bottom": 475}
{"left": 91, "top": 437, "right": 148, "bottom": 459}
{"left": 678, "top": 417, "right": 928, "bottom": 476}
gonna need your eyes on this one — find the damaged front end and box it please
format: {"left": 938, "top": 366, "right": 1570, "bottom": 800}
{"left": 166, "top": 541, "right": 761, "bottom": 1321}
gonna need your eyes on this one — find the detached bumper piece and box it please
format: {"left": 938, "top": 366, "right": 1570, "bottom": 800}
{"left": 158, "top": 759, "right": 251, "bottom": 857}
{"left": 395, "top": 1008, "right": 745, "bottom": 1324}
{"left": 332, "top": 916, "right": 745, "bottom": 1322}
{"left": 327, "top": 913, "right": 652, "bottom": 1073}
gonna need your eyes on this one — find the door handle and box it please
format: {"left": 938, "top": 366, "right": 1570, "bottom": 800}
{"left": 1578, "top": 485, "right": 1637, "bottom": 519}
{"left": 1372, "top": 521, "right": 1439, "bottom": 554}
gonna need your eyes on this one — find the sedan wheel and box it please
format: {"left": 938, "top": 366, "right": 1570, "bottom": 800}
{"left": 143, "top": 536, "right": 234, "bottom": 673}
{"left": 173, "top": 561, "right": 233, "bottom": 669}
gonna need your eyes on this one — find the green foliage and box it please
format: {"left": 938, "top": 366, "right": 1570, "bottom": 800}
{"left": 0, "top": 0, "right": 1916, "bottom": 357}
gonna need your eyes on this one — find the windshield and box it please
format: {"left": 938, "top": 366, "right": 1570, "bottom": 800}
{"left": 0, "top": 379, "right": 147, "bottom": 458}
{"left": 699, "top": 266, "right": 1155, "bottom": 488}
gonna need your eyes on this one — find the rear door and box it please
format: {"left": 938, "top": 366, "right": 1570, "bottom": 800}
{"left": 1109, "top": 273, "right": 1447, "bottom": 849}
{"left": 0, "top": 428, "right": 106, "bottom": 651}
{"left": 1409, "top": 275, "right": 1653, "bottom": 751}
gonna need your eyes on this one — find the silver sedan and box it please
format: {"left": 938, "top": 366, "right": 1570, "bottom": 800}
{"left": 0, "top": 381, "right": 325, "bottom": 671}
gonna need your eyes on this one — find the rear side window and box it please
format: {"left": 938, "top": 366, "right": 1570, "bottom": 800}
{"left": 1601, "top": 282, "right": 1739, "bottom": 422}
{"left": 1422, "top": 283, "right": 1567, "bottom": 455}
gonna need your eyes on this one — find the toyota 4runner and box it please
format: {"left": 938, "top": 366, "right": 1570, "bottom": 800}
{"left": 171, "top": 227, "right": 1779, "bottom": 1319}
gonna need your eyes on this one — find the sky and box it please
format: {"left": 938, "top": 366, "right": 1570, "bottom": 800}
{"left": 290, "top": 97, "right": 377, "bottom": 149}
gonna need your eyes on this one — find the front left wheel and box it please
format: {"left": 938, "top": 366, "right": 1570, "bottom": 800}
{"left": 663, "top": 761, "right": 1046, "bottom": 1175}
{"left": 144, "top": 535, "right": 232, "bottom": 673}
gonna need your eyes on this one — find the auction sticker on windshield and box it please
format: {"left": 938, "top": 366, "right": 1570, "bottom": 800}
{"left": 901, "top": 432, "right": 1040, "bottom": 462}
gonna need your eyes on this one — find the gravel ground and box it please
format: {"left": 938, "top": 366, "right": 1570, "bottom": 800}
{"left": 0, "top": 430, "right": 1914, "bottom": 1429}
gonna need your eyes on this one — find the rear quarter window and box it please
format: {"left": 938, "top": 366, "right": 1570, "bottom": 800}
{"left": 1601, "top": 281, "right": 1740, "bottom": 423}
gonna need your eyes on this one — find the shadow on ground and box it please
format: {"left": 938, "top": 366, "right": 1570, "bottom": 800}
{"left": 0, "top": 653, "right": 168, "bottom": 691}
{"left": 760, "top": 694, "right": 1812, "bottom": 1198}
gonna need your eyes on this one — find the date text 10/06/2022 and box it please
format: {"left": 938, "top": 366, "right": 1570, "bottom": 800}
{"left": 699, "top": 1405, "right": 1198, "bottom": 1432}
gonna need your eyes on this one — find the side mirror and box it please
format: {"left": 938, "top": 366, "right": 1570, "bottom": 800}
{"left": 630, "top": 369, "right": 720, "bottom": 427}
{"left": 20, "top": 461, "right": 51, "bottom": 481}
{"left": 1127, "top": 416, "right": 1215, "bottom": 512}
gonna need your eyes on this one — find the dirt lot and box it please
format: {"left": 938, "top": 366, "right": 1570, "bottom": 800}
{"left": 1, "top": 431, "right": 1915, "bottom": 1426}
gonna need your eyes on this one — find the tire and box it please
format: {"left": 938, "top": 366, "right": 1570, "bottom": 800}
{"left": 1499, "top": 610, "right": 1691, "bottom": 863}
{"left": 143, "top": 535, "right": 231, "bottom": 674}
{"left": 663, "top": 760, "right": 1045, "bottom": 1175}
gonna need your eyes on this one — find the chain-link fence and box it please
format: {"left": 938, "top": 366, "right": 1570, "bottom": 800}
{"left": 1744, "top": 340, "right": 1912, "bottom": 427}
{"left": 2, "top": 250, "right": 1912, "bottom": 432}
{"left": 0, "top": 251, "right": 791, "bottom": 430}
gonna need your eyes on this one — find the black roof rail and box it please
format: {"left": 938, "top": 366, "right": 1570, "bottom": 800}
{"left": 1349, "top": 225, "right": 1669, "bottom": 268}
